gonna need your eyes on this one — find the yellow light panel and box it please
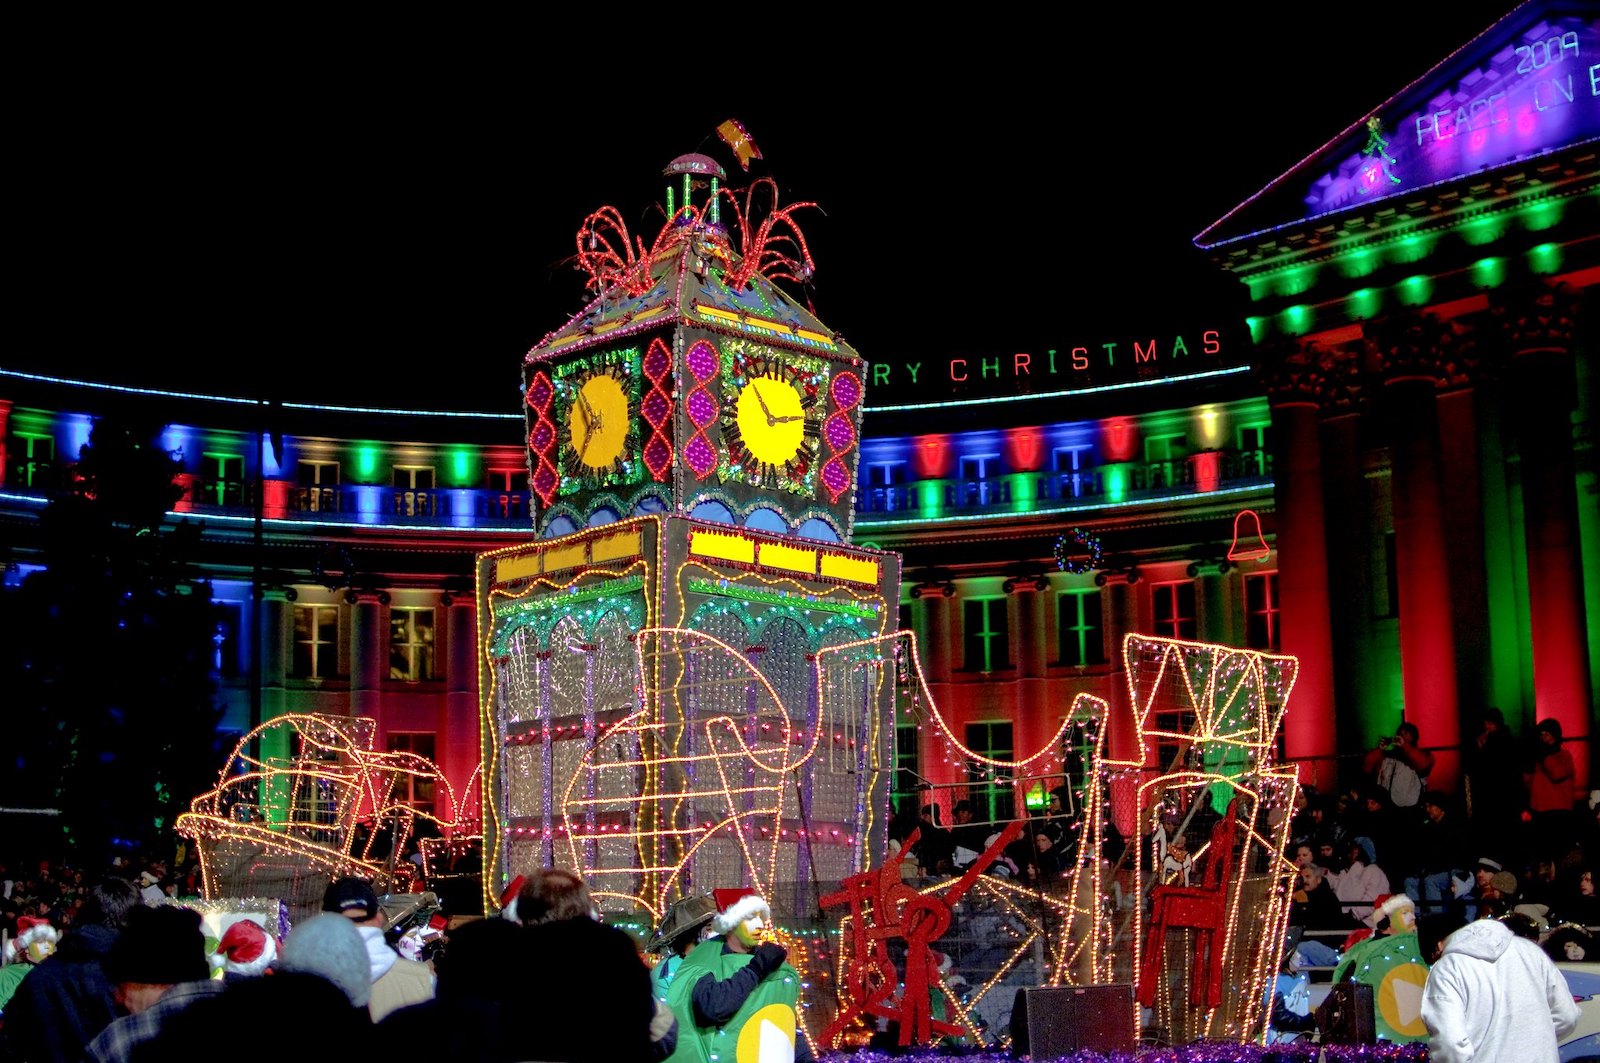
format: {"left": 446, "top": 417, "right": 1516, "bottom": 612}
{"left": 758, "top": 541, "right": 817, "bottom": 575}
{"left": 689, "top": 530, "right": 756, "bottom": 564}
{"left": 819, "top": 553, "right": 879, "bottom": 585}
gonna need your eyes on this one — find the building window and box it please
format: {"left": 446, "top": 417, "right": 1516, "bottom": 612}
{"left": 296, "top": 460, "right": 340, "bottom": 512}
{"left": 203, "top": 454, "right": 245, "bottom": 506}
{"left": 393, "top": 466, "right": 437, "bottom": 518}
{"left": 1245, "top": 572, "right": 1281, "bottom": 651}
{"left": 965, "top": 721, "right": 1014, "bottom": 824}
{"left": 8, "top": 433, "right": 54, "bottom": 489}
{"left": 893, "top": 723, "right": 921, "bottom": 814}
{"left": 211, "top": 600, "right": 245, "bottom": 679}
{"left": 386, "top": 733, "right": 438, "bottom": 818}
{"left": 963, "top": 598, "right": 1011, "bottom": 672}
{"left": 485, "top": 467, "right": 525, "bottom": 519}
{"left": 867, "top": 461, "right": 907, "bottom": 486}
{"left": 1237, "top": 423, "right": 1271, "bottom": 478}
{"left": 1151, "top": 581, "right": 1197, "bottom": 640}
{"left": 485, "top": 467, "right": 523, "bottom": 492}
{"left": 866, "top": 461, "right": 910, "bottom": 512}
{"left": 958, "top": 454, "right": 1001, "bottom": 507}
{"left": 1053, "top": 445, "right": 1095, "bottom": 497}
{"left": 293, "top": 605, "right": 340, "bottom": 679}
{"left": 1057, "top": 590, "right": 1106, "bottom": 667}
{"left": 1144, "top": 434, "right": 1188, "bottom": 490}
{"left": 389, "top": 607, "right": 435, "bottom": 681}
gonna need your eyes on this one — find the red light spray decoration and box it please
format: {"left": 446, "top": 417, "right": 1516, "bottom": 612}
{"left": 718, "top": 177, "right": 816, "bottom": 291}
{"left": 572, "top": 175, "right": 815, "bottom": 298}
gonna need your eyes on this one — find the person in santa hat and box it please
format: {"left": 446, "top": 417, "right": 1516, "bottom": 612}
{"left": 208, "top": 918, "right": 278, "bottom": 981}
{"left": 663, "top": 887, "right": 810, "bottom": 1063}
{"left": 0, "top": 916, "right": 60, "bottom": 1013}
{"left": 1329, "top": 893, "right": 1431, "bottom": 1044}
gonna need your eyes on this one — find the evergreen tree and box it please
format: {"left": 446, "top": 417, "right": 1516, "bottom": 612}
{"left": 0, "top": 415, "right": 225, "bottom": 864}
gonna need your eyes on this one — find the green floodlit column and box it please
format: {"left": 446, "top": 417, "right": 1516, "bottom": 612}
{"left": 1475, "top": 385, "right": 1532, "bottom": 728}
{"left": 1320, "top": 411, "right": 1389, "bottom": 755}
{"left": 1007, "top": 473, "right": 1036, "bottom": 514}
{"left": 258, "top": 589, "right": 292, "bottom": 827}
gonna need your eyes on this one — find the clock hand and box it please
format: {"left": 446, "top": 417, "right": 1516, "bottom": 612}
{"left": 752, "top": 380, "right": 776, "bottom": 427}
{"left": 770, "top": 414, "right": 805, "bottom": 423}
{"left": 577, "top": 390, "right": 602, "bottom": 433}
{"left": 574, "top": 407, "right": 592, "bottom": 457}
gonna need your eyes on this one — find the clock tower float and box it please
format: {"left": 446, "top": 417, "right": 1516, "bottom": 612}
{"left": 478, "top": 152, "right": 900, "bottom": 992}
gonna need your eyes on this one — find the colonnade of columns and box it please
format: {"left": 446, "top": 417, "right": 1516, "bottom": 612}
{"left": 1265, "top": 283, "right": 1592, "bottom": 793}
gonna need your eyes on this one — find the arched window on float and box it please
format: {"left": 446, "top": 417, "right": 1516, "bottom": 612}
{"left": 690, "top": 500, "right": 735, "bottom": 526}
{"left": 744, "top": 507, "right": 787, "bottom": 535}
{"left": 795, "top": 517, "right": 840, "bottom": 542}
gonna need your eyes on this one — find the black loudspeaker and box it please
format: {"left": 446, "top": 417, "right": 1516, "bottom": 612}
{"left": 1315, "top": 981, "right": 1376, "bottom": 1044}
{"left": 1010, "top": 984, "right": 1135, "bottom": 1056}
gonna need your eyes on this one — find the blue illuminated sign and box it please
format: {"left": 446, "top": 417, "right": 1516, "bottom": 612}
{"left": 1305, "top": 9, "right": 1599, "bottom": 217}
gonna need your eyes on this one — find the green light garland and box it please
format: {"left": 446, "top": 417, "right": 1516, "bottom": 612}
{"left": 687, "top": 577, "right": 880, "bottom": 620}
{"left": 490, "top": 576, "right": 646, "bottom": 653}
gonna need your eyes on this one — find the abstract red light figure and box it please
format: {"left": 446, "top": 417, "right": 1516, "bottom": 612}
{"left": 821, "top": 820, "right": 1023, "bottom": 1047}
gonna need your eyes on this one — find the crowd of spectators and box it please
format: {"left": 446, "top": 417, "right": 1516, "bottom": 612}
{"left": 0, "top": 864, "right": 667, "bottom": 1063}
{"left": 1283, "top": 714, "right": 1599, "bottom": 975}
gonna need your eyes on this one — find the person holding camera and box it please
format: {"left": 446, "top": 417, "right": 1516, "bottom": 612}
{"left": 1362, "top": 722, "right": 1434, "bottom": 809}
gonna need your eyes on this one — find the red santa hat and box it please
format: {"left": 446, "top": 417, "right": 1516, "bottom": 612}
{"left": 710, "top": 887, "right": 771, "bottom": 935}
{"left": 1374, "top": 892, "right": 1416, "bottom": 929}
{"left": 4, "top": 916, "right": 60, "bottom": 964}
{"left": 211, "top": 919, "right": 277, "bottom": 977}
{"left": 498, "top": 875, "right": 526, "bottom": 922}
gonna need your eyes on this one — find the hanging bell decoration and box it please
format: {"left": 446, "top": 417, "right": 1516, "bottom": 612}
{"left": 1227, "top": 508, "right": 1271, "bottom": 562}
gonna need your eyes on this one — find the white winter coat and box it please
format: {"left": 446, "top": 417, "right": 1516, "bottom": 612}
{"left": 1419, "top": 918, "right": 1579, "bottom": 1063}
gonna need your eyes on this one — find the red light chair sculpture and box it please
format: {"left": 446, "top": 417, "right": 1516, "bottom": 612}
{"left": 1136, "top": 797, "right": 1242, "bottom": 1010}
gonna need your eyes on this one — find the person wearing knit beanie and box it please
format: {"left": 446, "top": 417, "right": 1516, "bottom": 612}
{"left": 277, "top": 913, "right": 373, "bottom": 1009}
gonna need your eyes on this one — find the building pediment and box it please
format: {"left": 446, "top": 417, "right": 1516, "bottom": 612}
{"left": 1197, "top": 1, "right": 1599, "bottom": 255}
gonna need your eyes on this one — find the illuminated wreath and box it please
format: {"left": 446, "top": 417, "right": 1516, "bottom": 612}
{"left": 1054, "top": 527, "right": 1103, "bottom": 574}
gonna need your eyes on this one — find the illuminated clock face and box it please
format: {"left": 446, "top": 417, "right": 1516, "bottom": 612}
{"left": 717, "top": 343, "right": 827, "bottom": 495}
{"left": 735, "top": 373, "right": 807, "bottom": 466}
{"left": 566, "top": 370, "right": 630, "bottom": 473}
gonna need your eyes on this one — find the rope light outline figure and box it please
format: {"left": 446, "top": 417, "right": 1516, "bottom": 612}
{"left": 1111, "top": 634, "right": 1301, "bottom": 1043}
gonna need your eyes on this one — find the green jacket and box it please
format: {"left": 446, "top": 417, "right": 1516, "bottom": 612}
{"left": 1332, "top": 930, "right": 1431, "bottom": 1043}
{"left": 663, "top": 938, "right": 807, "bottom": 1063}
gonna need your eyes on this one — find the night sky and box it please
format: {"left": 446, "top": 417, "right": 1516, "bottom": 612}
{"left": 11, "top": 4, "right": 1516, "bottom": 413}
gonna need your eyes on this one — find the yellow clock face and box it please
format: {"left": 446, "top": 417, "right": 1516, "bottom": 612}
{"left": 735, "top": 374, "right": 806, "bottom": 466}
{"left": 568, "top": 372, "right": 629, "bottom": 470}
